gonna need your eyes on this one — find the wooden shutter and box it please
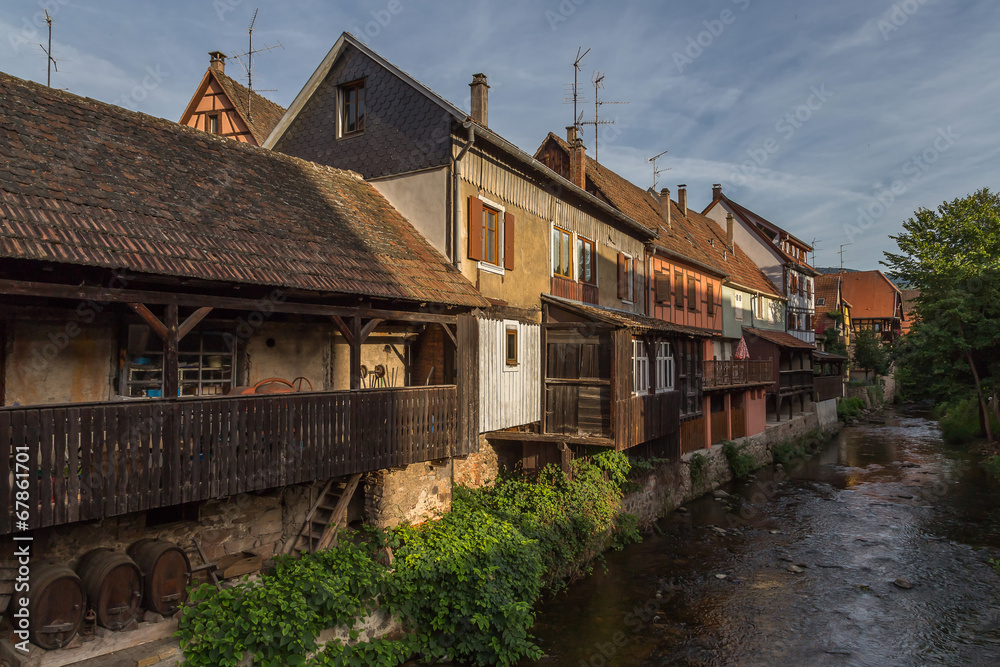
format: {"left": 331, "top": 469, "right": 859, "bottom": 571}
{"left": 467, "top": 196, "right": 484, "bottom": 261}
{"left": 707, "top": 283, "right": 715, "bottom": 316}
{"left": 688, "top": 277, "right": 697, "bottom": 311}
{"left": 655, "top": 272, "right": 670, "bottom": 303}
{"left": 674, "top": 271, "right": 684, "bottom": 308}
{"left": 630, "top": 259, "right": 636, "bottom": 302}
{"left": 503, "top": 211, "right": 515, "bottom": 270}
{"left": 617, "top": 253, "right": 626, "bottom": 299}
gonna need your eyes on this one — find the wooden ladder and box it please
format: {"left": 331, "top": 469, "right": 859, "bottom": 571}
{"left": 282, "top": 473, "right": 362, "bottom": 556}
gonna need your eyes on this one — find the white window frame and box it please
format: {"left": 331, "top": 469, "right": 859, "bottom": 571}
{"left": 655, "top": 341, "right": 674, "bottom": 393}
{"left": 621, "top": 253, "right": 635, "bottom": 305}
{"left": 632, "top": 339, "right": 650, "bottom": 396}
{"left": 734, "top": 292, "right": 744, "bottom": 321}
{"left": 477, "top": 195, "right": 506, "bottom": 276}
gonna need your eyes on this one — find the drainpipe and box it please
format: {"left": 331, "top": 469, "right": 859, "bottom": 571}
{"left": 452, "top": 122, "right": 476, "bottom": 269}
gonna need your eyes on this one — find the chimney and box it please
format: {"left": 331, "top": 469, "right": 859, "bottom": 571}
{"left": 566, "top": 125, "right": 577, "bottom": 143}
{"left": 209, "top": 51, "right": 226, "bottom": 75}
{"left": 569, "top": 136, "right": 587, "bottom": 190}
{"left": 659, "top": 187, "right": 671, "bottom": 229}
{"left": 677, "top": 184, "right": 687, "bottom": 216}
{"left": 726, "top": 212, "right": 735, "bottom": 252}
{"left": 713, "top": 183, "right": 723, "bottom": 200}
{"left": 470, "top": 73, "right": 489, "bottom": 127}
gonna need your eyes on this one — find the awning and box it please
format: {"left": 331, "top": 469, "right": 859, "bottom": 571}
{"left": 742, "top": 327, "right": 816, "bottom": 350}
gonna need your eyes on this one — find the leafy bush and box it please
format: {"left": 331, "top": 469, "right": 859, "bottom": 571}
{"left": 772, "top": 441, "right": 805, "bottom": 467}
{"left": 722, "top": 440, "right": 754, "bottom": 480}
{"left": 611, "top": 512, "right": 642, "bottom": 550}
{"left": 939, "top": 396, "right": 983, "bottom": 445}
{"left": 989, "top": 557, "right": 1000, "bottom": 575}
{"left": 689, "top": 452, "right": 709, "bottom": 486}
{"left": 837, "top": 396, "right": 865, "bottom": 423}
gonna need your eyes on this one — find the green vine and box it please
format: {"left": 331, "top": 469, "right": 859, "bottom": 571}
{"left": 689, "top": 453, "right": 709, "bottom": 486}
{"left": 722, "top": 440, "right": 754, "bottom": 480}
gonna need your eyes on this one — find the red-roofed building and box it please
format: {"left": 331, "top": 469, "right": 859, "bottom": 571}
{"left": 828, "top": 271, "right": 905, "bottom": 343}
{"left": 814, "top": 274, "right": 853, "bottom": 351}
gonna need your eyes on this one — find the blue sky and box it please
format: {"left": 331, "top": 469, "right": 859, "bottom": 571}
{"left": 3, "top": 0, "right": 998, "bottom": 270}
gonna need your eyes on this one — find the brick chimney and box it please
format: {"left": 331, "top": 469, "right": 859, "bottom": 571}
{"left": 659, "top": 187, "right": 671, "bottom": 229}
{"left": 677, "top": 184, "right": 687, "bottom": 216}
{"left": 726, "top": 212, "right": 735, "bottom": 252}
{"left": 569, "top": 135, "right": 587, "bottom": 190}
{"left": 209, "top": 51, "right": 226, "bottom": 75}
{"left": 712, "top": 183, "right": 723, "bottom": 200}
{"left": 470, "top": 73, "right": 489, "bottom": 127}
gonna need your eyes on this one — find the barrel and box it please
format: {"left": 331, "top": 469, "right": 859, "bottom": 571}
{"left": 74, "top": 549, "right": 142, "bottom": 630}
{"left": 127, "top": 539, "right": 191, "bottom": 616}
{"left": 24, "top": 565, "right": 85, "bottom": 650}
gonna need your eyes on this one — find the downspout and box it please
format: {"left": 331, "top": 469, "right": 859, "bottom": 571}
{"left": 452, "top": 121, "right": 476, "bottom": 270}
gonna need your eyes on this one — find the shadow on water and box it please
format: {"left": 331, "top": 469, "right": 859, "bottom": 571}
{"left": 526, "top": 406, "right": 1000, "bottom": 667}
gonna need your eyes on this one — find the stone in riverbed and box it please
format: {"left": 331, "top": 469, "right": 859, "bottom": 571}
{"left": 894, "top": 577, "right": 913, "bottom": 589}
{"left": 713, "top": 489, "right": 732, "bottom": 499}
{"left": 715, "top": 573, "right": 728, "bottom": 579}
{"left": 787, "top": 565, "right": 804, "bottom": 573}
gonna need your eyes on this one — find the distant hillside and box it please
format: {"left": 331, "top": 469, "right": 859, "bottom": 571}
{"left": 815, "top": 267, "right": 861, "bottom": 275}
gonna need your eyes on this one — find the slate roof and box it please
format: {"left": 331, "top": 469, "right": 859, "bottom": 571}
{"left": 542, "top": 294, "right": 716, "bottom": 337}
{"left": 831, "top": 271, "right": 902, "bottom": 320}
{"left": 0, "top": 72, "right": 487, "bottom": 308}
{"left": 743, "top": 327, "right": 815, "bottom": 350}
{"left": 214, "top": 71, "right": 287, "bottom": 144}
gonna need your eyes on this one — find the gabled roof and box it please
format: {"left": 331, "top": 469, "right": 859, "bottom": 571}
{"left": 813, "top": 274, "right": 844, "bottom": 334}
{"left": 0, "top": 72, "right": 486, "bottom": 308}
{"left": 705, "top": 193, "right": 818, "bottom": 276}
{"left": 542, "top": 294, "right": 716, "bottom": 337}
{"left": 264, "top": 33, "right": 655, "bottom": 239}
{"left": 691, "top": 208, "right": 785, "bottom": 300}
{"left": 179, "top": 68, "right": 286, "bottom": 145}
{"left": 743, "top": 327, "right": 815, "bottom": 350}
{"left": 830, "top": 270, "right": 903, "bottom": 320}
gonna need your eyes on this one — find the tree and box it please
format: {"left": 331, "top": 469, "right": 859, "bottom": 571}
{"left": 883, "top": 188, "right": 1000, "bottom": 447}
{"left": 852, "top": 328, "right": 890, "bottom": 382}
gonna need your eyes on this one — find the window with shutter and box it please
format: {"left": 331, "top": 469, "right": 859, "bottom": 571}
{"left": 467, "top": 196, "right": 484, "bottom": 262}
{"left": 707, "top": 283, "right": 715, "bottom": 316}
{"left": 687, "top": 277, "right": 697, "bottom": 311}
{"left": 674, "top": 271, "right": 684, "bottom": 308}
{"left": 617, "top": 253, "right": 626, "bottom": 299}
{"left": 655, "top": 272, "right": 670, "bottom": 303}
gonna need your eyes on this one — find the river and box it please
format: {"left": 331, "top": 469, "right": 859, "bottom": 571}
{"left": 527, "top": 406, "right": 1000, "bottom": 666}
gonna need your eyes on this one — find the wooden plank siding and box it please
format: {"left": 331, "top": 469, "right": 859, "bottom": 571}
{"left": 648, "top": 255, "right": 724, "bottom": 332}
{"left": 455, "top": 314, "right": 480, "bottom": 455}
{"left": 477, "top": 317, "right": 541, "bottom": 433}
{"left": 0, "top": 386, "right": 456, "bottom": 535}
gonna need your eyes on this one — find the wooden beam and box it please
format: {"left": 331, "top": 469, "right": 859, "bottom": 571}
{"left": 330, "top": 316, "right": 354, "bottom": 346}
{"left": 484, "top": 431, "right": 616, "bottom": 448}
{"left": 359, "top": 318, "right": 383, "bottom": 345}
{"left": 177, "top": 307, "right": 213, "bottom": 341}
{"left": 349, "top": 316, "right": 362, "bottom": 391}
{"left": 439, "top": 323, "right": 457, "bottom": 347}
{"left": 164, "top": 304, "right": 179, "bottom": 399}
{"left": 128, "top": 303, "right": 168, "bottom": 340}
{"left": 0, "top": 279, "right": 462, "bottom": 325}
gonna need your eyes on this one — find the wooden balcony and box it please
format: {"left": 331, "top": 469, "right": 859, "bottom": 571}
{"left": 779, "top": 369, "right": 815, "bottom": 394}
{"left": 0, "top": 386, "right": 457, "bottom": 535}
{"left": 550, "top": 276, "right": 599, "bottom": 306}
{"left": 702, "top": 360, "right": 772, "bottom": 390}
{"left": 813, "top": 374, "right": 844, "bottom": 402}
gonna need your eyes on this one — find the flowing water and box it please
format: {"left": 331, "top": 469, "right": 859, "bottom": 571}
{"left": 528, "top": 406, "right": 1000, "bottom": 667}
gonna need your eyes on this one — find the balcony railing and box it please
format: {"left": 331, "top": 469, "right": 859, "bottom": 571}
{"left": 550, "top": 276, "right": 599, "bottom": 305}
{"left": 702, "top": 360, "right": 772, "bottom": 390}
{"left": 813, "top": 375, "right": 844, "bottom": 402}
{"left": 0, "top": 386, "right": 456, "bottom": 535}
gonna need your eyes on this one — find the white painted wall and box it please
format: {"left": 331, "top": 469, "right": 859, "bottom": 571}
{"left": 371, "top": 167, "right": 450, "bottom": 258}
{"left": 704, "top": 202, "right": 784, "bottom": 290}
{"left": 478, "top": 318, "right": 541, "bottom": 432}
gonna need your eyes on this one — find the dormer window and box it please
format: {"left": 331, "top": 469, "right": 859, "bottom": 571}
{"left": 207, "top": 113, "right": 220, "bottom": 134}
{"left": 339, "top": 79, "right": 366, "bottom": 137}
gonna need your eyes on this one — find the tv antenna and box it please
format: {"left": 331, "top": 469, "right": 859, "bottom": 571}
{"left": 839, "top": 243, "right": 852, "bottom": 272}
{"left": 563, "top": 47, "right": 590, "bottom": 132}
{"left": 647, "top": 149, "right": 671, "bottom": 190}
{"left": 810, "top": 237, "right": 821, "bottom": 267}
{"left": 39, "top": 10, "right": 57, "bottom": 87}
{"left": 580, "top": 71, "right": 628, "bottom": 167}
{"left": 230, "top": 8, "right": 283, "bottom": 121}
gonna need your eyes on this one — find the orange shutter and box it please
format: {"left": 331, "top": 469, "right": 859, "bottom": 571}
{"left": 503, "top": 212, "right": 515, "bottom": 270}
{"left": 617, "top": 253, "right": 626, "bottom": 299}
{"left": 655, "top": 272, "right": 670, "bottom": 303}
{"left": 467, "top": 196, "right": 484, "bottom": 261}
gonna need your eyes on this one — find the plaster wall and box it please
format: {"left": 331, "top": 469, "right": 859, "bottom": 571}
{"left": 372, "top": 167, "right": 450, "bottom": 258}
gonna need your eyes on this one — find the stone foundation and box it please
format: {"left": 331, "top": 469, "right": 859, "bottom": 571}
{"left": 452, "top": 436, "right": 500, "bottom": 489}
{"left": 364, "top": 461, "right": 453, "bottom": 528}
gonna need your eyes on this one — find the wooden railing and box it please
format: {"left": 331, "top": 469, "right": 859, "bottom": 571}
{"left": 813, "top": 375, "right": 844, "bottom": 402}
{"left": 0, "top": 386, "right": 456, "bottom": 535}
{"left": 702, "top": 360, "right": 772, "bottom": 389}
{"left": 779, "top": 369, "right": 815, "bottom": 393}
{"left": 550, "top": 276, "right": 599, "bottom": 306}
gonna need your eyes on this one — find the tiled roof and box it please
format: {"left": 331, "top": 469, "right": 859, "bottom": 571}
{"left": 743, "top": 326, "right": 815, "bottom": 350}
{"left": 831, "top": 270, "right": 901, "bottom": 319}
{"left": 691, "top": 209, "right": 784, "bottom": 298}
{"left": 542, "top": 294, "right": 716, "bottom": 337}
{"left": 708, "top": 194, "right": 817, "bottom": 275}
{"left": 214, "top": 71, "right": 287, "bottom": 144}
{"left": 0, "top": 72, "right": 486, "bottom": 308}
{"left": 813, "top": 274, "right": 843, "bottom": 334}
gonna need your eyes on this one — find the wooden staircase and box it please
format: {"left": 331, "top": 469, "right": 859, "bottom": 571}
{"left": 282, "top": 474, "right": 362, "bottom": 556}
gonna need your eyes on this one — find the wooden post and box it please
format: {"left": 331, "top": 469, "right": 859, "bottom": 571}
{"left": 164, "top": 304, "right": 179, "bottom": 399}
{"left": 724, "top": 392, "right": 732, "bottom": 440}
{"left": 350, "top": 316, "right": 362, "bottom": 391}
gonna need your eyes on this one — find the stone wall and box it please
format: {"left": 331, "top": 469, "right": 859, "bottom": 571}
{"left": 452, "top": 436, "right": 501, "bottom": 489}
{"left": 364, "top": 461, "right": 454, "bottom": 528}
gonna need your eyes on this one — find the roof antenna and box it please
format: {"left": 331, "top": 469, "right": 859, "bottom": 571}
{"left": 230, "top": 8, "right": 283, "bottom": 121}
{"left": 647, "top": 149, "right": 671, "bottom": 190}
{"left": 810, "top": 237, "right": 821, "bottom": 267}
{"left": 839, "top": 243, "right": 852, "bottom": 272}
{"left": 39, "top": 10, "right": 58, "bottom": 87}
{"left": 563, "top": 47, "right": 591, "bottom": 133}
{"left": 580, "top": 71, "right": 628, "bottom": 167}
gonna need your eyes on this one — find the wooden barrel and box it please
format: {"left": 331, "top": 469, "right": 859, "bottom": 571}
{"left": 25, "top": 565, "right": 85, "bottom": 650}
{"left": 74, "top": 549, "right": 142, "bottom": 630}
{"left": 127, "top": 539, "right": 190, "bottom": 616}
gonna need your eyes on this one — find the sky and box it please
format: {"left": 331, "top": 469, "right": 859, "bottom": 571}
{"left": 2, "top": 0, "right": 998, "bottom": 270}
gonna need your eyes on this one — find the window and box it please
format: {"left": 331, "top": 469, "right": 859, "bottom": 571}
{"left": 617, "top": 253, "right": 634, "bottom": 302}
{"left": 468, "top": 196, "right": 513, "bottom": 272}
{"left": 816, "top": 297, "right": 826, "bottom": 306}
{"left": 505, "top": 326, "right": 518, "bottom": 366}
{"left": 674, "top": 271, "right": 684, "bottom": 308}
{"left": 339, "top": 79, "right": 366, "bottom": 136}
{"left": 577, "top": 236, "right": 596, "bottom": 284}
{"left": 552, "top": 226, "right": 573, "bottom": 278}
{"left": 484, "top": 206, "right": 500, "bottom": 265}
{"left": 734, "top": 292, "right": 744, "bottom": 320}
{"left": 207, "top": 113, "right": 220, "bottom": 134}
{"left": 633, "top": 339, "right": 650, "bottom": 396}
{"left": 687, "top": 277, "right": 698, "bottom": 311}
{"left": 655, "top": 342, "right": 674, "bottom": 393}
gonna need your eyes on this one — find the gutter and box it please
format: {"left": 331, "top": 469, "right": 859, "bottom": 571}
{"left": 452, "top": 122, "right": 475, "bottom": 270}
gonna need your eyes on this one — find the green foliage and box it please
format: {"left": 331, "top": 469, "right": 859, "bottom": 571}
{"left": 689, "top": 452, "right": 709, "bottom": 486}
{"left": 989, "top": 558, "right": 1000, "bottom": 575}
{"left": 866, "top": 383, "right": 884, "bottom": 407}
{"left": 852, "top": 328, "right": 891, "bottom": 381}
{"left": 985, "top": 455, "right": 1000, "bottom": 482}
{"left": 820, "top": 327, "right": 848, "bottom": 357}
{"left": 838, "top": 396, "right": 865, "bottom": 423}
{"left": 772, "top": 441, "right": 805, "bottom": 467}
{"left": 939, "top": 396, "right": 986, "bottom": 445}
{"left": 722, "top": 440, "right": 754, "bottom": 480}
{"left": 610, "top": 512, "right": 642, "bottom": 551}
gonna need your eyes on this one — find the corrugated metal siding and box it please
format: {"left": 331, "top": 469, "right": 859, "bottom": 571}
{"left": 478, "top": 318, "right": 541, "bottom": 432}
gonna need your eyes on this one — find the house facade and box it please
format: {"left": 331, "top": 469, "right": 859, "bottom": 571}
{"left": 833, "top": 270, "right": 905, "bottom": 343}
{"left": 814, "top": 273, "right": 854, "bottom": 352}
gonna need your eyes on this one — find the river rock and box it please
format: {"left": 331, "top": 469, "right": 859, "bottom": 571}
{"left": 787, "top": 565, "right": 804, "bottom": 573}
{"left": 894, "top": 577, "right": 913, "bottom": 589}
{"left": 713, "top": 489, "right": 732, "bottom": 499}
{"left": 715, "top": 573, "right": 728, "bottom": 579}
{"left": 676, "top": 506, "right": 689, "bottom": 513}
